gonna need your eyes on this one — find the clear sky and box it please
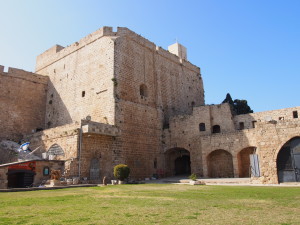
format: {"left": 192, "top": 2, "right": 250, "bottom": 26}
{"left": 0, "top": 0, "right": 299, "bottom": 112}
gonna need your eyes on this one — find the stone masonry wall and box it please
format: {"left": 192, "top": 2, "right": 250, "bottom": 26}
{"left": 26, "top": 123, "right": 79, "bottom": 178}
{"left": 36, "top": 27, "right": 117, "bottom": 128}
{"left": 166, "top": 104, "right": 300, "bottom": 183}
{"left": 0, "top": 67, "right": 48, "bottom": 141}
{"left": 113, "top": 28, "right": 204, "bottom": 178}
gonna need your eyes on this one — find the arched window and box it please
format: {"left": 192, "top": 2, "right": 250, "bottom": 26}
{"left": 199, "top": 123, "right": 206, "bottom": 131}
{"left": 140, "top": 84, "right": 148, "bottom": 98}
{"left": 48, "top": 144, "right": 65, "bottom": 156}
{"left": 212, "top": 125, "right": 221, "bottom": 133}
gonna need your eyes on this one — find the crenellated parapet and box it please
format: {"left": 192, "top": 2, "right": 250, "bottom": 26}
{"left": 0, "top": 66, "right": 48, "bottom": 84}
{"left": 36, "top": 26, "right": 200, "bottom": 74}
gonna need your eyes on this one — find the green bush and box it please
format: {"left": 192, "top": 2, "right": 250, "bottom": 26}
{"left": 114, "top": 164, "right": 130, "bottom": 181}
{"left": 189, "top": 173, "right": 197, "bottom": 181}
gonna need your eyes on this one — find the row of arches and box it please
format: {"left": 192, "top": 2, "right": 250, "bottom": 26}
{"left": 166, "top": 137, "right": 300, "bottom": 182}
{"left": 165, "top": 147, "right": 255, "bottom": 178}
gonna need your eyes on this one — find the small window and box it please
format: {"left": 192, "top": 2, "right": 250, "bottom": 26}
{"left": 82, "top": 91, "right": 85, "bottom": 97}
{"left": 212, "top": 125, "right": 221, "bottom": 133}
{"left": 43, "top": 167, "right": 50, "bottom": 176}
{"left": 252, "top": 121, "right": 257, "bottom": 128}
{"left": 239, "top": 122, "right": 244, "bottom": 130}
{"left": 154, "top": 158, "right": 157, "bottom": 169}
{"left": 140, "top": 84, "right": 148, "bottom": 98}
{"left": 279, "top": 117, "right": 284, "bottom": 121}
{"left": 293, "top": 111, "right": 298, "bottom": 119}
{"left": 199, "top": 123, "right": 206, "bottom": 131}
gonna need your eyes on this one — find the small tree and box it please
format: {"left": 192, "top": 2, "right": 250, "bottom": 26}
{"left": 189, "top": 173, "right": 197, "bottom": 181}
{"left": 222, "top": 93, "right": 253, "bottom": 115}
{"left": 114, "top": 164, "right": 130, "bottom": 181}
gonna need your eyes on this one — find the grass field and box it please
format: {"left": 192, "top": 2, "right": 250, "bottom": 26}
{"left": 0, "top": 184, "right": 299, "bottom": 225}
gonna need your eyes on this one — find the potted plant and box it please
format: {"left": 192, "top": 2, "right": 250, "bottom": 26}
{"left": 189, "top": 173, "right": 197, "bottom": 185}
{"left": 114, "top": 164, "right": 130, "bottom": 184}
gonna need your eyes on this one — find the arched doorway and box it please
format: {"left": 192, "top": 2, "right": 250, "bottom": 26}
{"left": 277, "top": 137, "right": 300, "bottom": 182}
{"left": 174, "top": 155, "right": 191, "bottom": 175}
{"left": 165, "top": 148, "right": 191, "bottom": 176}
{"left": 237, "top": 147, "right": 256, "bottom": 177}
{"left": 207, "top": 150, "right": 234, "bottom": 178}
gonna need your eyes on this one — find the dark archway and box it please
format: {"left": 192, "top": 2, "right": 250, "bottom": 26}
{"left": 207, "top": 150, "right": 234, "bottom": 178}
{"left": 237, "top": 147, "right": 256, "bottom": 177}
{"left": 277, "top": 137, "right": 300, "bottom": 183}
{"left": 175, "top": 155, "right": 191, "bottom": 175}
{"left": 165, "top": 148, "right": 191, "bottom": 176}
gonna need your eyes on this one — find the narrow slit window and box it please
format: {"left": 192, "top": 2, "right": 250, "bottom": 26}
{"left": 82, "top": 91, "right": 85, "bottom": 97}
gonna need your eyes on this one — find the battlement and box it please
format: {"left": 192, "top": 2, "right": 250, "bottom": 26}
{"left": 0, "top": 65, "right": 48, "bottom": 85}
{"left": 36, "top": 26, "right": 200, "bottom": 74}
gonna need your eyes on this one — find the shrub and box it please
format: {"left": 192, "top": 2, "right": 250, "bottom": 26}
{"left": 114, "top": 164, "right": 130, "bottom": 181}
{"left": 189, "top": 173, "right": 197, "bottom": 181}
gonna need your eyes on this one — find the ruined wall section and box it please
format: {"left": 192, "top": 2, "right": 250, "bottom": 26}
{"left": 234, "top": 106, "right": 300, "bottom": 129}
{"left": 0, "top": 67, "right": 48, "bottom": 141}
{"left": 36, "top": 27, "right": 117, "bottom": 128}
{"left": 113, "top": 27, "right": 204, "bottom": 178}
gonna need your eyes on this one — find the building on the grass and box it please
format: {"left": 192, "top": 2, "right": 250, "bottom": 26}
{"left": 0, "top": 26, "right": 299, "bottom": 188}
{"left": 0, "top": 160, "right": 64, "bottom": 189}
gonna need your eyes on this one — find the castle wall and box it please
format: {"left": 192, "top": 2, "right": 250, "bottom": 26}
{"left": 0, "top": 67, "right": 48, "bottom": 142}
{"left": 113, "top": 28, "right": 204, "bottom": 178}
{"left": 167, "top": 104, "right": 300, "bottom": 183}
{"left": 36, "top": 27, "right": 117, "bottom": 128}
{"left": 80, "top": 134, "right": 115, "bottom": 181}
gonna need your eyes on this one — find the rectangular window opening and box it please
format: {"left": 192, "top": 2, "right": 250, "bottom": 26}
{"left": 252, "top": 121, "right": 257, "bottom": 128}
{"left": 239, "top": 122, "right": 244, "bottom": 130}
{"left": 293, "top": 111, "right": 298, "bottom": 119}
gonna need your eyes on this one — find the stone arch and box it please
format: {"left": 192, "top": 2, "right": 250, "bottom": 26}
{"left": 165, "top": 148, "right": 191, "bottom": 176}
{"left": 48, "top": 144, "right": 64, "bottom": 156}
{"left": 237, "top": 147, "right": 256, "bottom": 177}
{"left": 276, "top": 136, "right": 300, "bottom": 183}
{"left": 207, "top": 150, "right": 234, "bottom": 178}
{"left": 273, "top": 135, "right": 300, "bottom": 160}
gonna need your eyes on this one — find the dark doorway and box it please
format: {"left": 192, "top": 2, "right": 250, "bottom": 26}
{"left": 7, "top": 170, "right": 35, "bottom": 188}
{"left": 90, "top": 158, "right": 100, "bottom": 180}
{"left": 277, "top": 137, "right": 300, "bottom": 182}
{"left": 175, "top": 155, "right": 191, "bottom": 175}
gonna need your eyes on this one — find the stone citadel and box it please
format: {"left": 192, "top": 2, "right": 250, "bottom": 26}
{"left": 0, "top": 27, "right": 299, "bottom": 188}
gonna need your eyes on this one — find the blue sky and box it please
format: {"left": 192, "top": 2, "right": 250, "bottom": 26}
{"left": 0, "top": 0, "right": 299, "bottom": 112}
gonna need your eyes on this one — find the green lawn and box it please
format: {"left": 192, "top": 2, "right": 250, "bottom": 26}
{"left": 0, "top": 184, "right": 299, "bottom": 225}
